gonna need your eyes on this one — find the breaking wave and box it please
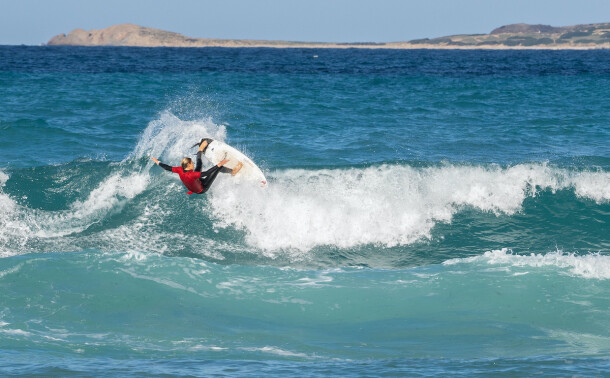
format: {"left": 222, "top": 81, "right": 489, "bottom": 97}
{"left": 0, "top": 111, "right": 608, "bottom": 264}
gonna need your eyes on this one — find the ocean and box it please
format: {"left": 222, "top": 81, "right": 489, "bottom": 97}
{"left": 0, "top": 46, "right": 609, "bottom": 376}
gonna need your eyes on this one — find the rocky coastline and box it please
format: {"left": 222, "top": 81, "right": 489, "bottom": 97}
{"left": 46, "top": 23, "right": 610, "bottom": 50}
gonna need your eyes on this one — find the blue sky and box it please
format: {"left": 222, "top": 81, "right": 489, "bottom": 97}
{"left": 1, "top": 0, "right": 610, "bottom": 45}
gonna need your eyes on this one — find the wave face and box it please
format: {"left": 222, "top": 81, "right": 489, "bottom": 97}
{"left": 1, "top": 47, "right": 610, "bottom": 375}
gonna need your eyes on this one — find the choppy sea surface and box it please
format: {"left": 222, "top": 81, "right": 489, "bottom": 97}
{"left": 1, "top": 46, "right": 609, "bottom": 376}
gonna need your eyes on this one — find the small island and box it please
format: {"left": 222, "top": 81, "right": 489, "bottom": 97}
{"left": 47, "top": 23, "right": 610, "bottom": 49}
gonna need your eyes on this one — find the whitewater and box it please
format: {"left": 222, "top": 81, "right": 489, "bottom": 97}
{"left": 1, "top": 46, "right": 609, "bottom": 376}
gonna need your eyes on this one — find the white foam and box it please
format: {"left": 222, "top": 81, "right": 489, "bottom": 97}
{"left": 119, "top": 268, "right": 199, "bottom": 295}
{"left": 570, "top": 170, "right": 610, "bottom": 204}
{"left": 0, "top": 263, "right": 23, "bottom": 278}
{"left": 73, "top": 173, "right": 149, "bottom": 213}
{"left": 208, "top": 163, "right": 609, "bottom": 252}
{"left": 130, "top": 110, "right": 227, "bottom": 163}
{"left": 187, "top": 345, "right": 228, "bottom": 352}
{"left": 0, "top": 170, "right": 8, "bottom": 187}
{"left": 0, "top": 328, "right": 33, "bottom": 337}
{"left": 241, "top": 346, "right": 315, "bottom": 359}
{"left": 444, "top": 248, "right": 610, "bottom": 280}
{"left": 38, "top": 173, "right": 150, "bottom": 238}
{"left": 0, "top": 172, "right": 31, "bottom": 256}
{"left": 264, "top": 297, "right": 313, "bottom": 305}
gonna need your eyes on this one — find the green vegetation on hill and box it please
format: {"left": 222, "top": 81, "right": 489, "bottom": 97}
{"left": 409, "top": 22, "right": 610, "bottom": 48}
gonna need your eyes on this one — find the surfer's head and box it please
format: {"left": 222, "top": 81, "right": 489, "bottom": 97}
{"left": 181, "top": 157, "right": 194, "bottom": 171}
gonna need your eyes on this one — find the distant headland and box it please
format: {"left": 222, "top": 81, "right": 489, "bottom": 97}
{"left": 47, "top": 23, "right": 610, "bottom": 50}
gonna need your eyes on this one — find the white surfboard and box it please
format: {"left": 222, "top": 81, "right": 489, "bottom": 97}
{"left": 203, "top": 140, "right": 267, "bottom": 186}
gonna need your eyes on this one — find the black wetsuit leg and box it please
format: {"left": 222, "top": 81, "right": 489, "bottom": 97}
{"left": 199, "top": 165, "right": 231, "bottom": 193}
{"left": 195, "top": 150, "right": 233, "bottom": 193}
{"left": 195, "top": 151, "right": 204, "bottom": 172}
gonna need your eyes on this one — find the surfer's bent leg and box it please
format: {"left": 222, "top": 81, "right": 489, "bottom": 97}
{"left": 199, "top": 165, "right": 227, "bottom": 193}
{"left": 195, "top": 151, "right": 203, "bottom": 172}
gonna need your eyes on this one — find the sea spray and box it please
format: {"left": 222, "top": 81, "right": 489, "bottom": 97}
{"left": 130, "top": 110, "right": 227, "bottom": 163}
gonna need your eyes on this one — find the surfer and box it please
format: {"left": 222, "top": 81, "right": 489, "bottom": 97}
{"left": 151, "top": 139, "right": 243, "bottom": 195}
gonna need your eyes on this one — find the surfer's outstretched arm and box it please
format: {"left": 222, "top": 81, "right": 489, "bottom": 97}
{"left": 151, "top": 157, "right": 172, "bottom": 172}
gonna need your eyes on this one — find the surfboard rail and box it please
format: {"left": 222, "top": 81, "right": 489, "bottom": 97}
{"left": 202, "top": 139, "right": 267, "bottom": 186}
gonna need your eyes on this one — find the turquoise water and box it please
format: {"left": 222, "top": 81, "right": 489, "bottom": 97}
{"left": 1, "top": 46, "right": 609, "bottom": 375}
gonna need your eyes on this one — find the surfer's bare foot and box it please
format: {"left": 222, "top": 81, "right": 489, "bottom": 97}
{"left": 199, "top": 140, "right": 208, "bottom": 152}
{"left": 217, "top": 159, "right": 229, "bottom": 167}
{"left": 231, "top": 161, "right": 243, "bottom": 176}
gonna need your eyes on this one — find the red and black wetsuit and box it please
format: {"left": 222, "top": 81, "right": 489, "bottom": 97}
{"left": 157, "top": 150, "right": 231, "bottom": 194}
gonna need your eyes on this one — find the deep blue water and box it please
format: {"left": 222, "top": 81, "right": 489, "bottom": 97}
{"left": 1, "top": 46, "right": 609, "bottom": 376}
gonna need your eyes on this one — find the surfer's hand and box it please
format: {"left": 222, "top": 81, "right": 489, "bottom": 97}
{"left": 199, "top": 140, "right": 208, "bottom": 151}
{"left": 151, "top": 157, "right": 160, "bottom": 165}
{"left": 218, "top": 159, "right": 229, "bottom": 167}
